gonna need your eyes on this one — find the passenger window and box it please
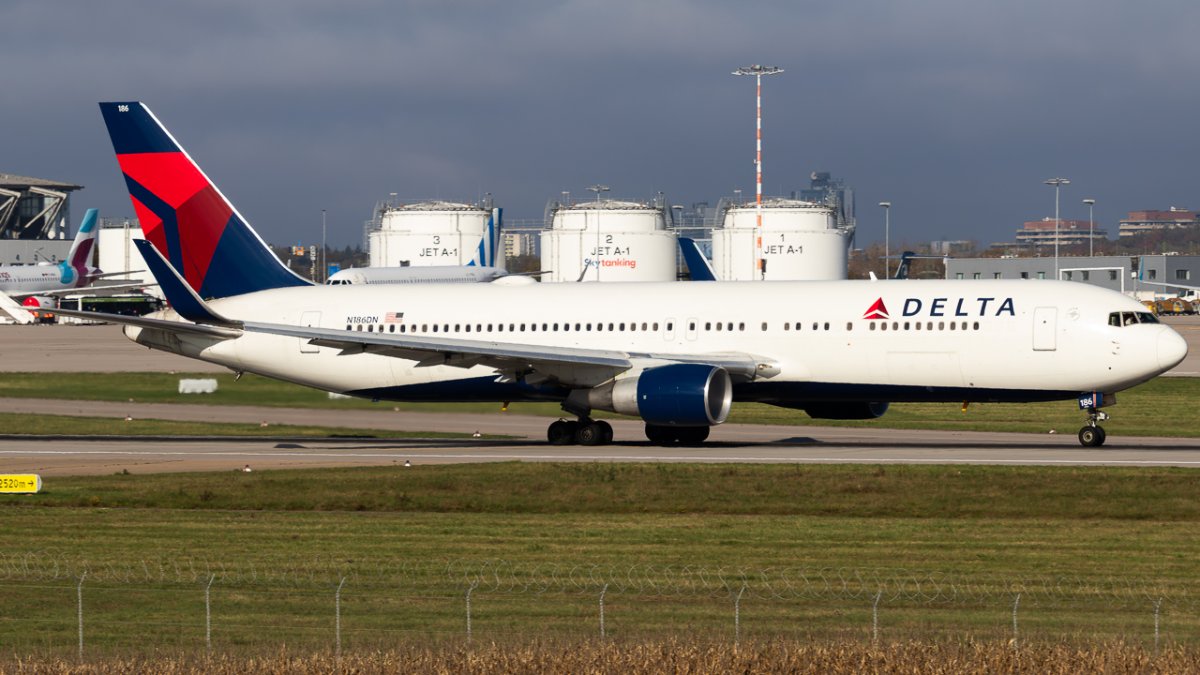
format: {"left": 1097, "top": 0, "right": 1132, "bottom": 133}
{"left": 949, "top": 322, "right": 956, "bottom": 331}
{"left": 881, "top": 322, "right": 888, "bottom": 331}
{"left": 824, "top": 322, "right": 830, "bottom": 330}
{"left": 903, "top": 322, "right": 910, "bottom": 330}
{"left": 455, "top": 324, "right": 460, "bottom": 332}
{"left": 846, "top": 322, "right": 853, "bottom": 331}
{"left": 762, "top": 322, "right": 768, "bottom": 331}
{"left": 706, "top": 322, "right": 712, "bottom": 331}
{"left": 870, "top": 322, "right": 876, "bottom": 331}
{"left": 973, "top": 321, "right": 979, "bottom": 330}
{"left": 739, "top": 323, "right": 745, "bottom": 331}
{"left": 784, "top": 322, "right": 791, "bottom": 331}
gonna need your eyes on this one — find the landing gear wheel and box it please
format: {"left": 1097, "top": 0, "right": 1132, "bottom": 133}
{"left": 1078, "top": 425, "right": 1106, "bottom": 447}
{"left": 576, "top": 421, "right": 605, "bottom": 446}
{"left": 548, "top": 420, "right": 577, "bottom": 445}
{"left": 676, "top": 426, "right": 710, "bottom": 445}
{"left": 596, "top": 420, "right": 614, "bottom": 444}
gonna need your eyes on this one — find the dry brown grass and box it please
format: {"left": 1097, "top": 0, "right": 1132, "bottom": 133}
{"left": 4, "top": 639, "right": 1199, "bottom": 674}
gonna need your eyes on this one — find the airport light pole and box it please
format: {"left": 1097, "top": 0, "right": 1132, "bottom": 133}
{"left": 1044, "top": 178, "right": 1070, "bottom": 278}
{"left": 879, "top": 201, "right": 891, "bottom": 278}
{"left": 733, "top": 64, "right": 784, "bottom": 279}
{"left": 1083, "top": 198, "right": 1096, "bottom": 258}
{"left": 321, "top": 209, "right": 327, "bottom": 283}
{"left": 588, "top": 184, "right": 609, "bottom": 281}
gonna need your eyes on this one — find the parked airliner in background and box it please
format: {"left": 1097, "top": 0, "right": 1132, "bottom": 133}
{"left": 327, "top": 265, "right": 511, "bottom": 286}
{"left": 0, "top": 209, "right": 147, "bottom": 323}
{"left": 49, "top": 101, "right": 1188, "bottom": 448}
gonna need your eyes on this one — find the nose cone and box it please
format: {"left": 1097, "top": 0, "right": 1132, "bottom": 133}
{"left": 1157, "top": 326, "right": 1188, "bottom": 371}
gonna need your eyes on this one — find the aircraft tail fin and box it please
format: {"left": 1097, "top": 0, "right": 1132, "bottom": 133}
{"left": 467, "top": 208, "right": 502, "bottom": 269}
{"left": 893, "top": 251, "right": 915, "bottom": 280}
{"left": 66, "top": 208, "right": 99, "bottom": 268}
{"left": 98, "top": 102, "right": 311, "bottom": 299}
{"left": 678, "top": 238, "right": 718, "bottom": 281}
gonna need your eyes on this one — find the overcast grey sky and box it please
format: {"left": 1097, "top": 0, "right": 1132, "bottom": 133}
{"left": 4, "top": 0, "right": 1199, "bottom": 248}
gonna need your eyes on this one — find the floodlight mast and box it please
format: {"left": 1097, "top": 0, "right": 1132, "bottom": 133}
{"left": 733, "top": 65, "right": 784, "bottom": 279}
{"left": 1044, "top": 178, "right": 1070, "bottom": 278}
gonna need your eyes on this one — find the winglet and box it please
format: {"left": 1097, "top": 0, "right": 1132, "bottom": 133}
{"left": 133, "top": 239, "right": 240, "bottom": 327}
{"left": 678, "top": 238, "right": 718, "bottom": 281}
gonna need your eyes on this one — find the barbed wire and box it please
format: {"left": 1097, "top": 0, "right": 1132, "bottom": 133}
{"left": 0, "top": 553, "right": 1192, "bottom": 610}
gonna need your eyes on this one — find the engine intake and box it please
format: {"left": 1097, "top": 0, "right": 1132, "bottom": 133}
{"left": 587, "top": 364, "right": 732, "bottom": 427}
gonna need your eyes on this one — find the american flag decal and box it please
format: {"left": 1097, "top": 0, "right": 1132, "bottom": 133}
{"left": 385, "top": 312, "right": 404, "bottom": 324}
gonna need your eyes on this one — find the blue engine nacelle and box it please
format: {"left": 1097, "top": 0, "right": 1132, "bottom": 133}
{"left": 585, "top": 364, "right": 733, "bottom": 427}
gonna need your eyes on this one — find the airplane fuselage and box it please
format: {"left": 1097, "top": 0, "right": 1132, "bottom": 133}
{"left": 0, "top": 262, "right": 92, "bottom": 294}
{"left": 126, "top": 278, "right": 1185, "bottom": 410}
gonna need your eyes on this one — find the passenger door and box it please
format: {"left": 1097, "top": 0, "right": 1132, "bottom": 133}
{"left": 1032, "top": 307, "right": 1056, "bottom": 351}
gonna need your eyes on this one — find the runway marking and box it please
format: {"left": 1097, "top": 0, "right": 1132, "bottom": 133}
{"left": 4, "top": 449, "right": 1200, "bottom": 466}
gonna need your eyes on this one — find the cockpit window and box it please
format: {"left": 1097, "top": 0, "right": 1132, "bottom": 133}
{"left": 1109, "top": 311, "right": 1160, "bottom": 327}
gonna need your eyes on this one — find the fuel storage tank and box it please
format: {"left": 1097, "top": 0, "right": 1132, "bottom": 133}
{"left": 367, "top": 199, "right": 500, "bottom": 268}
{"left": 711, "top": 198, "right": 852, "bottom": 280}
{"left": 539, "top": 198, "right": 677, "bottom": 282}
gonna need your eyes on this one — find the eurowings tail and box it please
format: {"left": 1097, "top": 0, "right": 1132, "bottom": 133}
{"left": 97, "top": 102, "right": 310, "bottom": 298}
{"left": 66, "top": 208, "right": 99, "bottom": 268}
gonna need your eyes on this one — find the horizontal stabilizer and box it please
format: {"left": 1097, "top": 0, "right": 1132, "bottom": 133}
{"left": 133, "top": 239, "right": 240, "bottom": 327}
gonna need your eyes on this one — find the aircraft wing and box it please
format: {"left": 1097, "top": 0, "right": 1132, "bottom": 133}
{"left": 10, "top": 282, "right": 155, "bottom": 299}
{"left": 241, "top": 321, "right": 770, "bottom": 386}
{"left": 1139, "top": 280, "right": 1200, "bottom": 294}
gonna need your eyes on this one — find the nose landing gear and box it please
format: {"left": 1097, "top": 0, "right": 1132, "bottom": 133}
{"left": 1078, "top": 409, "right": 1109, "bottom": 447}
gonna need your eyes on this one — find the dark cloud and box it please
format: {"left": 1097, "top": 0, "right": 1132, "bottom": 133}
{"left": 3, "top": 0, "right": 1198, "bottom": 247}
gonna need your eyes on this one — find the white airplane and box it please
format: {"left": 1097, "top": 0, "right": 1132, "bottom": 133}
{"left": 0, "top": 209, "right": 147, "bottom": 323}
{"left": 327, "top": 265, "right": 510, "bottom": 286}
{"left": 49, "top": 101, "right": 1188, "bottom": 448}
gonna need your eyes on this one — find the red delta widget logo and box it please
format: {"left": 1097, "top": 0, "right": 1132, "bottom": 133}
{"left": 863, "top": 297, "right": 1016, "bottom": 320}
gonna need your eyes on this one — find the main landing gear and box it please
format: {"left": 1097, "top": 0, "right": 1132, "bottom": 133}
{"left": 1078, "top": 408, "right": 1110, "bottom": 447}
{"left": 547, "top": 418, "right": 614, "bottom": 446}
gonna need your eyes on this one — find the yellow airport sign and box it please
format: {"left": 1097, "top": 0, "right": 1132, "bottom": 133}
{"left": 0, "top": 475, "right": 41, "bottom": 494}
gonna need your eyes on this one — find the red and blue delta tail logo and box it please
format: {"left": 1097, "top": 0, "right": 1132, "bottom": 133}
{"left": 98, "top": 102, "right": 309, "bottom": 299}
{"left": 862, "top": 298, "right": 890, "bottom": 320}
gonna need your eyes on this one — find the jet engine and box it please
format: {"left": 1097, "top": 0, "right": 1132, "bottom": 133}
{"left": 584, "top": 363, "right": 732, "bottom": 427}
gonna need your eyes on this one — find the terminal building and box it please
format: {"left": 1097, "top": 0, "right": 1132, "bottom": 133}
{"left": 0, "top": 172, "right": 83, "bottom": 264}
{"left": 945, "top": 255, "right": 1200, "bottom": 297}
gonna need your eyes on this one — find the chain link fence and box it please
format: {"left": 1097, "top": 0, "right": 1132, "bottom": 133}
{"left": 0, "top": 554, "right": 1195, "bottom": 658}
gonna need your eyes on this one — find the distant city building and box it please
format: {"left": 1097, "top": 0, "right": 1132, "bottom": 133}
{"left": 929, "top": 240, "right": 974, "bottom": 256}
{"left": 504, "top": 231, "right": 538, "bottom": 258}
{"left": 1013, "top": 218, "right": 1108, "bottom": 247}
{"left": 793, "top": 171, "right": 855, "bottom": 229}
{"left": 1118, "top": 208, "right": 1197, "bottom": 238}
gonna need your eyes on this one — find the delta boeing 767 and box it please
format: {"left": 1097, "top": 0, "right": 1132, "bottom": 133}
{"left": 49, "top": 101, "right": 1187, "bottom": 447}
